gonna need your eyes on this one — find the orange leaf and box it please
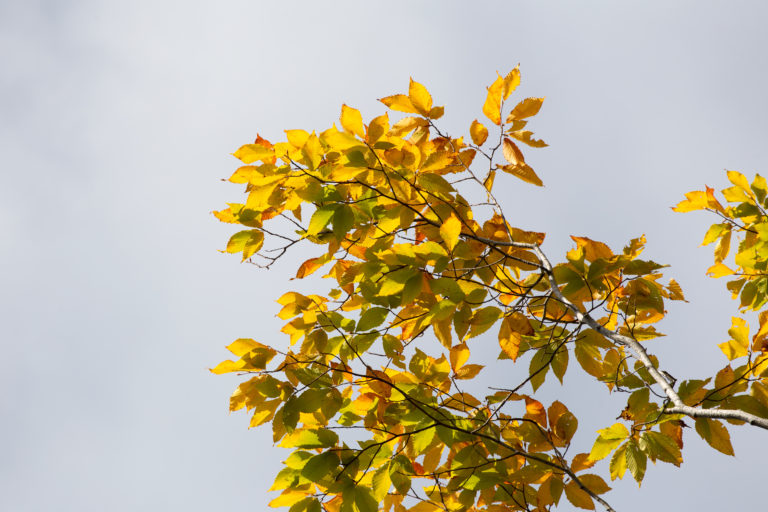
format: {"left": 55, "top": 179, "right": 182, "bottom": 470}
{"left": 296, "top": 257, "right": 325, "bottom": 279}
{"left": 525, "top": 397, "right": 547, "bottom": 427}
{"left": 503, "top": 137, "right": 525, "bottom": 165}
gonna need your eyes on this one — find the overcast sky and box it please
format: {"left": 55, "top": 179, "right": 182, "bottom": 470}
{"left": 2, "top": 1, "right": 766, "bottom": 510}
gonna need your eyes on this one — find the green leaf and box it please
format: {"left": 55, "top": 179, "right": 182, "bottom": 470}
{"left": 529, "top": 347, "right": 551, "bottom": 391}
{"left": 379, "top": 268, "right": 418, "bottom": 296}
{"left": 588, "top": 423, "right": 629, "bottom": 462}
{"left": 279, "top": 428, "right": 339, "bottom": 449}
{"left": 357, "top": 307, "right": 389, "bottom": 331}
{"left": 301, "top": 451, "right": 339, "bottom": 481}
{"left": 625, "top": 440, "right": 647, "bottom": 484}
{"left": 551, "top": 345, "right": 569, "bottom": 383}
{"left": 307, "top": 205, "right": 337, "bottom": 236}
{"left": 290, "top": 498, "right": 322, "bottom": 512}
{"left": 467, "top": 306, "right": 502, "bottom": 339}
{"left": 332, "top": 204, "right": 355, "bottom": 240}
{"left": 225, "top": 229, "right": 264, "bottom": 260}
{"left": 639, "top": 431, "right": 682, "bottom": 466}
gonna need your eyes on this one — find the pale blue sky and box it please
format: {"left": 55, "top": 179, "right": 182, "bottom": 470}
{"left": 2, "top": 1, "right": 766, "bottom": 510}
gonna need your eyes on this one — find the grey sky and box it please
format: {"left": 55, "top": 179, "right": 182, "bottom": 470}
{"left": 1, "top": 0, "right": 766, "bottom": 510}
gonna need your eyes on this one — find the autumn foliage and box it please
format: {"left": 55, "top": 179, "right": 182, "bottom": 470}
{"left": 213, "top": 68, "right": 768, "bottom": 512}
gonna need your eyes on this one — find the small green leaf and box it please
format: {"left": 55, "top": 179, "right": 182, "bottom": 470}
{"left": 307, "top": 205, "right": 337, "bottom": 236}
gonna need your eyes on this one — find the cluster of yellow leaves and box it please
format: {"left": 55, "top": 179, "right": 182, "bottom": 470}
{"left": 669, "top": 171, "right": 768, "bottom": 455}
{"left": 212, "top": 70, "right": 766, "bottom": 512}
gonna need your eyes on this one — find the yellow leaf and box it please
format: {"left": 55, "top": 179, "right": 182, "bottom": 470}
{"left": 301, "top": 132, "right": 323, "bottom": 170}
{"left": 268, "top": 491, "right": 307, "bottom": 508}
{"left": 706, "top": 263, "right": 734, "bottom": 278}
{"left": 506, "top": 97, "right": 545, "bottom": 122}
{"left": 502, "top": 137, "right": 525, "bottom": 165}
{"left": 728, "top": 316, "right": 750, "bottom": 347}
{"left": 672, "top": 190, "right": 708, "bottom": 212}
{"left": 571, "top": 453, "right": 596, "bottom": 473}
{"left": 440, "top": 214, "right": 462, "bottom": 251}
{"left": 571, "top": 236, "right": 613, "bottom": 261}
{"left": 340, "top": 104, "right": 365, "bottom": 138}
{"left": 408, "top": 78, "right": 433, "bottom": 115}
{"left": 225, "top": 229, "right": 264, "bottom": 261}
{"left": 588, "top": 423, "right": 629, "bottom": 461}
{"left": 499, "top": 317, "right": 521, "bottom": 361}
{"left": 727, "top": 170, "right": 754, "bottom": 198}
{"left": 470, "top": 119, "right": 489, "bottom": 145}
{"left": 752, "top": 310, "right": 768, "bottom": 351}
{"left": 233, "top": 144, "right": 274, "bottom": 164}
{"left": 498, "top": 163, "right": 543, "bottom": 187}
{"left": 455, "top": 364, "right": 484, "bottom": 379}
{"left": 226, "top": 338, "right": 263, "bottom": 357}
{"left": 720, "top": 317, "right": 750, "bottom": 360}
{"left": 695, "top": 418, "right": 734, "bottom": 456}
{"left": 285, "top": 129, "right": 310, "bottom": 148}
{"left": 564, "top": 481, "right": 594, "bottom": 510}
{"left": 366, "top": 113, "right": 389, "bottom": 143}
{"left": 714, "top": 228, "right": 731, "bottom": 263}
{"left": 388, "top": 116, "right": 429, "bottom": 136}
{"left": 483, "top": 169, "right": 496, "bottom": 192}
{"left": 667, "top": 278, "right": 686, "bottom": 301}
{"left": 428, "top": 105, "right": 444, "bottom": 119}
{"left": 502, "top": 66, "right": 521, "bottom": 100}
{"left": 509, "top": 129, "right": 548, "bottom": 147}
{"left": 449, "top": 342, "right": 470, "bottom": 371}
{"left": 482, "top": 74, "right": 504, "bottom": 125}
{"left": 379, "top": 93, "right": 418, "bottom": 114}
{"left": 608, "top": 443, "right": 628, "bottom": 480}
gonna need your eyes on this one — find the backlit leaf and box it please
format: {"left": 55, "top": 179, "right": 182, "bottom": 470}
{"left": 588, "top": 423, "right": 629, "bottom": 462}
{"left": 506, "top": 97, "right": 545, "bottom": 122}
{"left": 408, "top": 78, "right": 433, "bottom": 115}
{"left": 502, "top": 137, "right": 525, "bottom": 165}
{"left": 379, "top": 94, "right": 418, "bottom": 114}
{"left": 470, "top": 119, "right": 489, "bottom": 146}
{"left": 340, "top": 104, "right": 365, "bottom": 138}
{"left": 440, "top": 214, "right": 462, "bottom": 251}
{"left": 482, "top": 74, "right": 504, "bottom": 125}
{"left": 502, "top": 66, "right": 521, "bottom": 100}
{"left": 695, "top": 418, "right": 734, "bottom": 455}
{"left": 498, "top": 163, "right": 543, "bottom": 187}
{"left": 564, "top": 481, "right": 594, "bottom": 510}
